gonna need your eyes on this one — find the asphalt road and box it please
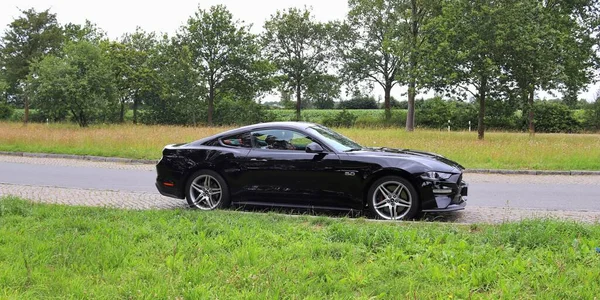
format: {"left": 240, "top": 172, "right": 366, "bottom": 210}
{"left": 1, "top": 160, "right": 599, "bottom": 211}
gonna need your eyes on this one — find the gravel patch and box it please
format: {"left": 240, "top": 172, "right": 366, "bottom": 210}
{"left": 2, "top": 182, "right": 599, "bottom": 224}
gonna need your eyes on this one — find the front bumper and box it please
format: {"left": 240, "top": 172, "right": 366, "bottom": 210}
{"left": 419, "top": 173, "right": 468, "bottom": 212}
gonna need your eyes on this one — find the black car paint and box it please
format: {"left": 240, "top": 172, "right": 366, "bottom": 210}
{"left": 155, "top": 122, "right": 467, "bottom": 212}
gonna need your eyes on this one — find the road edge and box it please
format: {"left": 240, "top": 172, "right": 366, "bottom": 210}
{"left": 1, "top": 151, "right": 599, "bottom": 175}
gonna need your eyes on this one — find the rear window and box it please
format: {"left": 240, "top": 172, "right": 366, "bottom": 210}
{"left": 220, "top": 133, "right": 252, "bottom": 148}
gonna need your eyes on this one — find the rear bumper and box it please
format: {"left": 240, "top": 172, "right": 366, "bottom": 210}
{"left": 155, "top": 180, "right": 185, "bottom": 199}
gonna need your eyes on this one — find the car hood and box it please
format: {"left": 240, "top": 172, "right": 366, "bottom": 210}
{"left": 348, "top": 147, "right": 465, "bottom": 172}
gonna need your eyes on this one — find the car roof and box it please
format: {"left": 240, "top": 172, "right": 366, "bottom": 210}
{"left": 189, "top": 121, "right": 320, "bottom": 145}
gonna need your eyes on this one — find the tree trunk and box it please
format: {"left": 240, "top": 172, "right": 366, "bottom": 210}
{"left": 477, "top": 76, "right": 487, "bottom": 140}
{"left": 406, "top": 79, "right": 416, "bottom": 131}
{"left": 24, "top": 95, "right": 29, "bottom": 124}
{"left": 133, "top": 97, "right": 138, "bottom": 125}
{"left": 528, "top": 88, "right": 535, "bottom": 137}
{"left": 208, "top": 86, "right": 214, "bottom": 126}
{"left": 119, "top": 100, "right": 125, "bottom": 123}
{"left": 384, "top": 85, "right": 392, "bottom": 121}
{"left": 406, "top": 0, "right": 418, "bottom": 132}
{"left": 295, "top": 81, "right": 301, "bottom": 121}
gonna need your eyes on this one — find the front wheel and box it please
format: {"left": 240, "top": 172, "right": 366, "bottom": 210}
{"left": 185, "top": 170, "right": 230, "bottom": 210}
{"left": 367, "top": 176, "right": 419, "bottom": 220}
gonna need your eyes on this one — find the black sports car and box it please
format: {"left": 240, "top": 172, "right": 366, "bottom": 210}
{"left": 155, "top": 122, "right": 468, "bottom": 220}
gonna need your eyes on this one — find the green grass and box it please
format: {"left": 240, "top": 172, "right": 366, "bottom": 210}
{"left": 1, "top": 122, "right": 600, "bottom": 170}
{"left": 1, "top": 196, "right": 599, "bottom": 298}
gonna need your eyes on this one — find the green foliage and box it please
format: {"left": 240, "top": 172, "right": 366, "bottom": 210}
{"left": 0, "top": 8, "right": 63, "bottom": 102}
{"left": 355, "top": 110, "right": 407, "bottom": 128}
{"left": 338, "top": 95, "right": 378, "bottom": 109}
{"left": 0, "top": 103, "right": 14, "bottom": 120}
{"left": 7, "top": 109, "right": 46, "bottom": 123}
{"left": 213, "top": 98, "right": 275, "bottom": 126}
{"left": 3, "top": 197, "right": 600, "bottom": 298}
{"left": 106, "top": 28, "right": 160, "bottom": 124}
{"left": 26, "top": 40, "right": 118, "bottom": 127}
{"left": 415, "top": 97, "right": 478, "bottom": 130}
{"left": 583, "top": 98, "right": 600, "bottom": 131}
{"left": 322, "top": 109, "right": 358, "bottom": 128}
{"left": 263, "top": 7, "right": 335, "bottom": 120}
{"left": 304, "top": 74, "right": 340, "bottom": 109}
{"left": 334, "top": 0, "right": 408, "bottom": 117}
{"left": 522, "top": 101, "right": 582, "bottom": 133}
{"left": 181, "top": 5, "right": 272, "bottom": 125}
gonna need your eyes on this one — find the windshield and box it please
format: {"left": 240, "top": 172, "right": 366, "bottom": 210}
{"left": 307, "top": 125, "right": 363, "bottom": 152}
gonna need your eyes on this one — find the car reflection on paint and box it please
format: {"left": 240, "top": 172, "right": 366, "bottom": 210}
{"left": 155, "top": 122, "right": 468, "bottom": 220}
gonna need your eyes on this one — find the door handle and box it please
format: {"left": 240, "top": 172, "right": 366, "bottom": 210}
{"left": 250, "top": 158, "right": 268, "bottom": 162}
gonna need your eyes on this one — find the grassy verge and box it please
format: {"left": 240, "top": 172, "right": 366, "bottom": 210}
{"left": 1, "top": 122, "right": 599, "bottom": 170}
{"left": 1, "top": 196, "right": 599, "bottom": 298}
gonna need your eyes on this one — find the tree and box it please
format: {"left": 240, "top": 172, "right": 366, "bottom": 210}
{"left": 107, "top": 28, "right": 159, "bottom": 123}
{"left": 334, "top": 0, "right": 406, "bottom": 121}
{"left": 425, "top": 0, "right": 510, "bottom": 140}
{"left": 395, "top": 0, "right": 440, "bottom": 131}
{"left": 141, "top": 34, "right": 203, "bottom": 125}
{"left": 180, "top": 5, "right": 265, "bottom": 126}
{"left": 263, "top": 7, "right": 334, "bottom": 121}
{"left": 305, "top": 74, "right": 340, "bottom": 109}
{"left": 0, "top": 8, "right": 63, "bottom": 123}
{"left": 502, "top": 0, "right": 598, "bottom": 136}
{"left": 26, "top": 41, "right": 117, "bottom": 127}
{"left": 62, "top": 20, "right": 107, "bottom": 44}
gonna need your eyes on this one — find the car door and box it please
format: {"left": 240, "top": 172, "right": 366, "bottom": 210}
{"left": 239, "top": 128, "right": 345, "bottom": 208}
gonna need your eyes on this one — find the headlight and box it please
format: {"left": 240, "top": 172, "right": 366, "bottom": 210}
{"left": 421, "top": 171, "right": 453, "bottom": 181}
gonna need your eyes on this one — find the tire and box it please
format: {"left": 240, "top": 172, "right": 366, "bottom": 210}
{"left": 367, "top": 176, "right": 419, "bottom": 220}
{"left": 185, "top": 170, "right": 230, "bottom": 210}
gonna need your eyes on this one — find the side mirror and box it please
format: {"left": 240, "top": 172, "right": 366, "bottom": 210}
{"left": 305, "top": 142, "right": 325, "bottom": 153}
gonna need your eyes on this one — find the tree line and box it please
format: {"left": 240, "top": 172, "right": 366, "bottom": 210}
{"left": 0, "top": 0, "right": 599, "bottom": 139}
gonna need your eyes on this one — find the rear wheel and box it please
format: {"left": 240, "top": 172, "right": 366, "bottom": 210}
{"left": 185, "top": 170, "right": 230, "bottom": 210}
{"left": 367, "top": 176, "right": 419, "bottom": 220}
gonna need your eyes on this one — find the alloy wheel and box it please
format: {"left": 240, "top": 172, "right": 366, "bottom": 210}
{"left": 372, "top": 180, "right": 412, "bottom": 220}
{"left": 189, "top": 174, "right": 223, "bottom": 210}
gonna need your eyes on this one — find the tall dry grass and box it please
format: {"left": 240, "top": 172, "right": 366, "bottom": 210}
{"left": 1, "top": 122, "right": 599, "bottom": 170}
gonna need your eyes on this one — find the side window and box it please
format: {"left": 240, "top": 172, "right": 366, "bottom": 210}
{"left": 251, "top": 129, "right": 313, "bottom": 151}
{"left": 220, "top": 132, "right": 252, "bottom": 148}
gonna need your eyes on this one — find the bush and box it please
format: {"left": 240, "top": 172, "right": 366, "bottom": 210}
{"left": 338, "top": 96, "right": 378, "bottom": 109}
{"left": 484, "top": 98, "right": 521, "bottom": 131}
{"left": 213, "top": 98, "right": 274, "bottom": 126}
{"left": 355, "top": 110, "right": 407, "bottom": 128}
{"left": 8, "top": 109, "right": 48, "bottom": 123}
{"left": 583, "top": 98, "right": 600, "bottom": 131}
{"left": 0, "top": 103, "right": 14, "bottom": 120}
{"left": 522, "top": 101, "right": 582, "bottom": 133}
{"left": 322, "top": 109, "right": 358, "bottom": 127}
{"left": 415, "top": 97, "right": 454, "bottom": 129}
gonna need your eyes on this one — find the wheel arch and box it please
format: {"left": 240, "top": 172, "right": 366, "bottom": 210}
{"left": 362, "top": 168, "right": 421, "bottom": 208}
{"left": 179, "top": 163, "right": 231, "bottom": 198}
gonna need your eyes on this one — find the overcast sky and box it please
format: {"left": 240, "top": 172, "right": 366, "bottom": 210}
{"left": 1, "top": 0, "right": 598, "bottom": 101}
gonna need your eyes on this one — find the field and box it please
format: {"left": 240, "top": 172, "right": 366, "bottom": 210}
{"left": 1, "top": 196, "right": 599, "bottom": 298}
{"left": 1, "top": 122, "right": 599, "bottom": 170}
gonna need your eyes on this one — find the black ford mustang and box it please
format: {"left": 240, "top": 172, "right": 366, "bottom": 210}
{"left": 155, "top": 122, "right": 468, "bottom": 220}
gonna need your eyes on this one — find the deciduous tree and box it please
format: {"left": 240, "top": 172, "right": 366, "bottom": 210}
{"left": 180, "top": 5, "right": 264, "bottom": 125}
{"left": 263, "top": 7, "right": 334, "bottom": 121}
{"left": 26, "top": 41, "right": 117, "bottom": 127}
{"left": 0, "top": 8, "right": 62, "bottom": 123}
